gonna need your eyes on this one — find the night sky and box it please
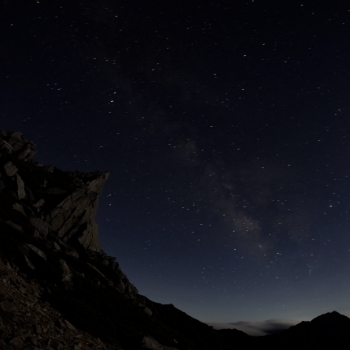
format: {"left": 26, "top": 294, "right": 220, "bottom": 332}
{"left": 2, "top": 0, "right": 350, "bottom": 335}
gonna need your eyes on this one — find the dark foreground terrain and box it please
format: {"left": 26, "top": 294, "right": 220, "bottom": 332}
{"left": 0, "top": 130, "right": 349, "bottom": 349}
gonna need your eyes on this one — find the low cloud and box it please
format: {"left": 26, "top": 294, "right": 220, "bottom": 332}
{"left": 209, "top": 319, "right": 297, "bottom": 336}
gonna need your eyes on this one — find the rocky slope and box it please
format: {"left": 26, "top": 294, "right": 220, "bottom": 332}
{"left": 0, "top": 131, "right": 156, "bottom": 349}
{"left": 1, "top": 130, "right": 350, "bottom": 350}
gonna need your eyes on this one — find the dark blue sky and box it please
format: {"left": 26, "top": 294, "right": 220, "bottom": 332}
{"left": 2, "top": 0, "right": 350, "bottom": 331}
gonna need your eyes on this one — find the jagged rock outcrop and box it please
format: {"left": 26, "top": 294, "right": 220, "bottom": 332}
{"left": 0, "top": 131, "right": 37, "bottom": 160}
{"left": 44, "top": 171, "right": 109, "bottom": 252}
{"left": 0, "top": 130, "right": 107, "bottom": 252}
{"left": 0, "top": 130, "right": 138, "bottom": 300}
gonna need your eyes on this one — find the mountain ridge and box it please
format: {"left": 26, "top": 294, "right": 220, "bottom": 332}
{"left": 0, "top": 130, "right": 349, "bottom": 349}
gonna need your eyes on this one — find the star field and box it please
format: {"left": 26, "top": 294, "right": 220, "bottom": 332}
{"left": 1, "top": 0, "right": 350, "bottom": 334}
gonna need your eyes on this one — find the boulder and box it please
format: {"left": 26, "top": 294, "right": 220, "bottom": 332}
{"left": 12, "top": 203, "right": 26, "bottom": 216}
{"left": 5, "top": 220, "right": 23, "bottom": 232}
{"left": 59, "top": 259, "right": 73, "bottom": 283}
{"left": 144, "top": 307, "right": 153, "bottom": 316}
{"left": 9, "top": 336, "right": 24, "bottom": 349}
{"left": 51, "top": 241, "right": 61, "bottom": 251}
{"left": 19, "top": 244, "right": 47, "bottom": 264}
{"left": 34, "top": 198, "right": 45, "bottom": 208}
{"left": 4, "top": 161, "right": 18, "bottom": 176}
{"left": 1, "top": 299, "right": 15, "bottom": 312}
{"left": 142, "top": 336, "right": 179, "bottom": 350}
{"left": 16, "top": 173, "right": 26, "bottom": 199}
{"left": 30, "top": 217, "right": 49, "bottom": 239}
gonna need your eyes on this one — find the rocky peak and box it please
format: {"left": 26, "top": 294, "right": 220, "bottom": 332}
{"left": 0, "top": 129, "right": 108, "bottom": 252}
{"left": 0, "top": 130, "right": 37, "bottom": 161}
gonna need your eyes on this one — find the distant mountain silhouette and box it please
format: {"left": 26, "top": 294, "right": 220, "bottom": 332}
{"left": 260, "top": 311, "right": 350, "bottom": 350}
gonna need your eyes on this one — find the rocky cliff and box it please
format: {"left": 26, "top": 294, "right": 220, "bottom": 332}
{"left": 0, "top": 131, "right": 146, "bottom": 349}
{"left": 0, "top": 130, "right": 107, "bottom": 252}
{"left": 0, "top": 131, "right": 142, "bottom": 298}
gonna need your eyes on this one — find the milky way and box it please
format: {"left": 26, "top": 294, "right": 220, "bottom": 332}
{"left": 2, "top": 0, "right": 350, "bottom": 334}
